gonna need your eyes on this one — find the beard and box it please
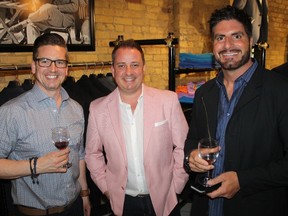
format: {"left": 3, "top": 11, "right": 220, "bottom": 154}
{"left": 216, "top": 49, "right": 251, "bottom": 70}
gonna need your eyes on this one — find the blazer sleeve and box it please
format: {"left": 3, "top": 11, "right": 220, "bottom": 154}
{"left": 170, "top": 93, "right": 189, "bottom": 193}
{"left": 85, "top": 102, "right": 108, "bottom": 194}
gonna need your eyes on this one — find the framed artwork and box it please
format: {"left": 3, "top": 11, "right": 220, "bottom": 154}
{"left": 0, "top": 0, "right": 95, "bottom": 52}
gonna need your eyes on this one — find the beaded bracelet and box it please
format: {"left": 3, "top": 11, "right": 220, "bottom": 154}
{"left": 29, "top": 157, "right": 39, "bottom": 184}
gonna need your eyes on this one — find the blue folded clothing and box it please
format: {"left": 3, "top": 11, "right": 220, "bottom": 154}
{"left": 179, "top": 53, "right": 218, "bottom": 69}
{"left": 179, "top": 96, "right": 194, "bottom": 104}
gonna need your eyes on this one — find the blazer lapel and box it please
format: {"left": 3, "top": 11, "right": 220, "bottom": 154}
{"left": 142, "top": 85, "right": 156, "bottom": 154}
{"left": 107, "top": 89, "right": 127, "bottom": 162}
{"left": 234, "top": 67, "right": 262, "bottom": 115}
{"left": 203, "top": 83, "right": 220, "bottom": 138}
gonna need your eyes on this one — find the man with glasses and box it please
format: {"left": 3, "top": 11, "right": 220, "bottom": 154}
{"left": 0, "top": 33, "right": 91, "bottom": 216}
{"left": 35, "top": 58, "right": 69, "bottom": 68}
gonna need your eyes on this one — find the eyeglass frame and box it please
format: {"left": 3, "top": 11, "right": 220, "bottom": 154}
{"left": 34, "top": 58, "right": 68, "bottom": 68}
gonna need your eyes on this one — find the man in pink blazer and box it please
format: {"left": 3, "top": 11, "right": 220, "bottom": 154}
{"left": 85, "top": 39, "right": 189, "bottom": 216}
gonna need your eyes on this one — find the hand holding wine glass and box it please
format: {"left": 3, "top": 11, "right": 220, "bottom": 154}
{"left": 197, "top": 137, "right": 220, "bottom": 187}
{"left": 51, "top": 127, "right": 72, "bottom": 168}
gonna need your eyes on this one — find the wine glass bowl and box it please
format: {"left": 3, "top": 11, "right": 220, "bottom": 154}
{"left": 51, "top": 127, "right": 71, "bottom": 168}
{"left": 197, "top": 137, "right": 219, "bottom": 187}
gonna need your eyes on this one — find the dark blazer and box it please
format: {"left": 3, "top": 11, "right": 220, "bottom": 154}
{"left": 272, "top": 62, "right": 288, "bottom": 78}
{"left": 185, "top": 64, "right": 288, "bottom": 216}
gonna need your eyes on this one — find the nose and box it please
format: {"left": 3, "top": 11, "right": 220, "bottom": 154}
{"left": 50, "top": 61, "right": 57, "bottom": 71}
{"left": 125, "top": 65, "right": 132, "bottom": 75}
{"left": 223, "top": 37, "right": 233, "bottom": 49}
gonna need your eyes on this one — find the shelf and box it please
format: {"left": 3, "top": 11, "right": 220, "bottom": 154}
{"left": 174, "top": 67, "right": 219, "bottom": 74}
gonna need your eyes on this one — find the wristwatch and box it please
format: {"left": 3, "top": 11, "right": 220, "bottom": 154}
{"left": 184, "top": 155, "right": 191, "bottom": 173}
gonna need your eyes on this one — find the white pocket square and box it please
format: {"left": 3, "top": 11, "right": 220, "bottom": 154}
{"left": 154, "top": 120, "right": 168, "bottom": 127}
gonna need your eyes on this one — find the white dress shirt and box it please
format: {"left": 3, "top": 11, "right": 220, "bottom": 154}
{"left": 119, "top": 90, "right": 149, "bottom": 196}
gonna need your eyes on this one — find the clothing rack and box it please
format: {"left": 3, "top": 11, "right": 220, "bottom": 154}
{"left": 0, "top": 61, "right": 112, "bottom": 76}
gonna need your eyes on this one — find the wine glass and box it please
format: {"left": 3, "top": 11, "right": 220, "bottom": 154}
{"left": 197, "top": 137, "right": 219, "bottom": 187}
{"left": 51, "top": 127, "right": 72, "bottom": 168}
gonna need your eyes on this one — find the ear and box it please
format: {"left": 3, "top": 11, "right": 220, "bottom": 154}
{"left": 31, "top": 61, "right": 36, "bottom": 75}
{"left": 111, "top": 65, "right": 115, "bottom": 77}
{"left": 143, "top": 64, "right": 146, "bottom": 75}
{"left": 65, "top": 67, "right": 69, "bottom": 76}
{"left": 249, "top": 37, "right": 254, "bottom": 49}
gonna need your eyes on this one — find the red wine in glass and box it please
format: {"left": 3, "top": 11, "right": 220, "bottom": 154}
{"left": 52, "top": 127, "right": 71, "bottom": 168}
{"left": 54, "top": 141, "right": 69, "bottom": 150}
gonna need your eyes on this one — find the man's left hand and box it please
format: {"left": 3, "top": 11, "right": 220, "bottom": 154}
{"left": 206, "top": 171, "right": 240, "bottom": 199}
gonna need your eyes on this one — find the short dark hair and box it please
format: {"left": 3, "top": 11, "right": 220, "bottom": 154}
{"left": 33, "top": 33, "right": 68, "bottom": 61}
{"left": 112, "top": 39, "right": 145, "bottom": 65}
{"left": 208, "top": 5, "right": 252, "bottom": 39}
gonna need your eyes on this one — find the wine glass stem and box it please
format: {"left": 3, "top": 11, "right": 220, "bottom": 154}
{"left": 207, "top": 169, "right": 212, "bottom": 180}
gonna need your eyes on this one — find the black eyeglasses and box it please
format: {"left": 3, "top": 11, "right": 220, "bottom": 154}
{"left": 35, "top": 58, "right": 68, "bottom": 68}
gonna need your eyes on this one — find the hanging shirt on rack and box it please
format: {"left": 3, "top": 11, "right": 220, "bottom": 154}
{"left": 76, "top": 74, "right": 106, "bottom": 100}
{"left": 21, "top": 79, "right": 34, "bottom": 91}
{"left": 0, "top": 80, "right": 25, "bottom": 106}
{"left": 89, "top": 74, "right": 112, "bottom": 95}
{"left": 97, "top": 73, "right": 117, "bottom": 92}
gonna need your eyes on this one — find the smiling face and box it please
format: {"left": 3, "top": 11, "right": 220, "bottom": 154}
{"left": 212, "top": 19, "right": 253, "bottom": 72}
{"left": 31, "top": 45, "right": 68, "bottom": 97}
{"left": 111, "top": 47, "right": 145, "bottom": 98}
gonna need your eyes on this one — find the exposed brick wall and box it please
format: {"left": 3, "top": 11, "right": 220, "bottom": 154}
{"left": 175, "top": 0, "right": 229, "bottom": 54}
{"left": 266, "top": 0, "right": 288, "bottom": 69}
{"left": 0, "top": 0, "right": 287, "bottom": 91}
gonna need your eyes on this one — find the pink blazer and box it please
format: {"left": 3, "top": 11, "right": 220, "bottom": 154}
{"left": 85, "top": 85, "right": 189, "bottom": 216}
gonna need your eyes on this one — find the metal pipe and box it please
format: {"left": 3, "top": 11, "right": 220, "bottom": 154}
{"left": 0, "top": 61, "right": 112, "bottom": 73}
{"left": 168, "top": 46, "right": 176, "bottom": 91}
{"left": 109, "top": 33, "right": 179, "bottom": 47}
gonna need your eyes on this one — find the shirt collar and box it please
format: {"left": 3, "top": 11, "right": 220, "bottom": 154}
{"left": 216, "top": 59, "right": 258, "bottom": 86}
{"left": 117, "top": 84, "right": 144, "bottom": 105}
{"left": 30, "top": 84, "right": 69, "bottom": 103}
